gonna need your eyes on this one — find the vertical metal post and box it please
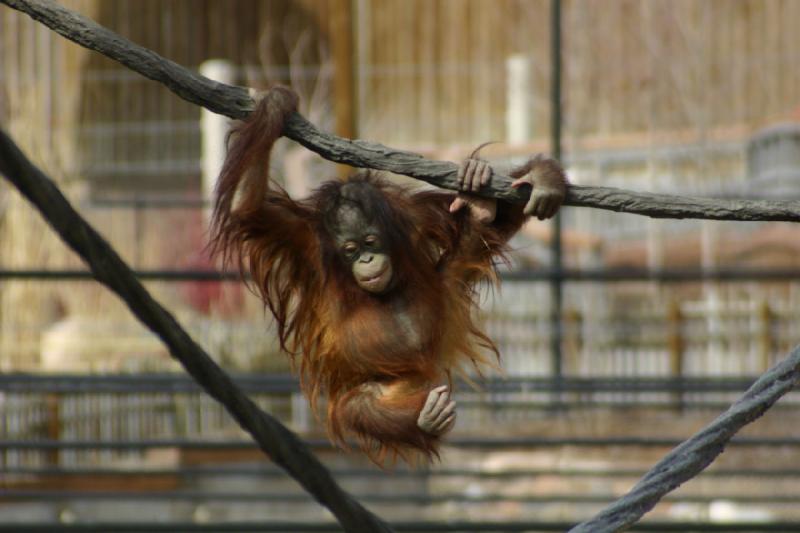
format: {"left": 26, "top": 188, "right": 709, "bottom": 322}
{"left": 550, "top": 0, "right": 564, "bottom": 398}
{"left": 133, "top": 194, "right": 143, "bottom": 268}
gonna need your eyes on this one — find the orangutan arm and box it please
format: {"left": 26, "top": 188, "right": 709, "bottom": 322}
{"left": 209, "top": 87, "right": 322, "bottom": 349}
{"left": 331, "top": 380, "right": 455, "bottom": 462}
{"left": 445, "top": 155, "right": 567, "bottom": 283}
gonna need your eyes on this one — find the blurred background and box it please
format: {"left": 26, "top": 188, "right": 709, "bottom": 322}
{"left": 2, "top": 0, "right": 800, "bottom": 531}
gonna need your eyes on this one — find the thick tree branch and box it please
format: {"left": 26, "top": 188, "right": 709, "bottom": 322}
{"left": 0, "top": 129, "right": 393, "bottom": 533}
{"left": 571, "top": 344, "right": 800, "bottom": 532}
{"left": 5, "top": 0, "right": 800, "bottom": 222}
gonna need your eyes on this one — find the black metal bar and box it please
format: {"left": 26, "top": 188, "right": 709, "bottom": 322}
{"left": 4, "top": 465, "right": 800, "bottom": 479}
{"left": 4, "top": 436, "right": 800, "bottom": 451}
{"left": 503, "top": 267, "right": 800, "bottom": 282}
{"left": 0, "top": 373, "right": 774, "bottom": 393}
{"left": 1, "top": 522, "right": 799, "bottom": 533}
{"left": 2, "top": 267, "right": 797, "bottom": 282}
{"left": 89, "top": 197, "right": 208, "bottom": 209}
{"left": 0, "top": 372, "right": 297, "bottom": 393}
{"left": 1, "top": 490, "right": 798, "bottom": 505}
{"left": 549, "top": 0, "right": 564, "bottom": 403}
{"left": 0, "top": 269, "right": 240, "bottom": 281}
{"left": 3, "top": 396, "right": 781, "bottom": 410}
{"left": 474, "top": 401, "right": 800, "bottom": 411}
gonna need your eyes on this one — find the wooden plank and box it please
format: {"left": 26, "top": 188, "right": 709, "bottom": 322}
{"left": 330, "top": 0, "right": 356, "bottom": 164}
{"left": 329, "top": 0, "right": 358, "bottom": 178}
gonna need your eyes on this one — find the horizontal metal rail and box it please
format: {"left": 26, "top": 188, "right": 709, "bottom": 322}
{"left": 0, "top": 372, "right": 298, "bottom": 393}
{"left": 89, "top": 197, "right": 207, "bottom": 208}
{"left": 4, "top": 465, "right": 800, "bottom": 479}
{"left": 0, "top": 269, "right": 240, "bottom": 281}
{"left": 1, "top": 374, "right": 793, "bottom": 411}
{"left": 1, "top": 521, "right": 799, "bottom": 533}
{"left": 2, "top": 490, "right": 800, "bottom": 504}
{"left": 0, "top": 373, "right": 766, "bottom": 393}
{"left": 1, "top": 267, "right": 799, "bottom": 282}
{"left": 3, "top": 436, "right": 800, "bottom": 450}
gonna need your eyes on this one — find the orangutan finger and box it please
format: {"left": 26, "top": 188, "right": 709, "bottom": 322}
{"left": 464, "top": 159, "right": 478, "bottom": 191}
{"left": 437, "top": 413, "right": 456, "bottom": 434}
{"left": 524, "top": 194, "right": 540, "bottom": 217}
{"left": 457, "top": 161, "right": 467, "bottom": 189}
{"left": 422, "top": 385, "right": 447, "bottom": 415}
{"left": 511, "top": 176, "right": 531, "bottom": 189}
{"left": 471, "top": 161, "right": 486, "bottom": 192}
{"left": 449, "top": 196, "right": 467, "bottom": 213}
{"left": 480, "top": 163, "right": 492, "bottom": 187}
{"left": 546, "top": 198, "right": 560, "bottom": 219}
{"left": 431, "top": 387, "right": 450, "bottom": 416}
{"left": 432, "top": 400, "right": 456, "bottom": 428}
{"left": 534, "top": 197, "right": 550, "bottom": 220}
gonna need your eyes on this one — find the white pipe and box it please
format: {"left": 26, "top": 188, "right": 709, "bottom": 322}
{"left": 200, "top": 60, "right": 236, "bottom": 224}
{"left": 506, "top": 54, "right": 532, "bottom": 144}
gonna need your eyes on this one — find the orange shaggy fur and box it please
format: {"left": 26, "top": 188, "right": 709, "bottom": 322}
{"left": 210, "top": 87, "right": 528, "bottom": 464}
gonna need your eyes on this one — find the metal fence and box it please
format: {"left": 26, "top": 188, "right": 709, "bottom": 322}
{"left": 4, "top": 372, "right": 800, "bottom": 528}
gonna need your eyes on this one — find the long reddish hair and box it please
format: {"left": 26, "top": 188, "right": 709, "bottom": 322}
{"left": 210, "top": 87, "right": 520, "bottom": 463}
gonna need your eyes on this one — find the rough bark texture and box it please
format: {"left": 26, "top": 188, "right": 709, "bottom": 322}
{"left": 4, "top": 0, "right": 800, "bottom": 222}
{"left": 0, "top": 129, "right": 394, "bottom": 533}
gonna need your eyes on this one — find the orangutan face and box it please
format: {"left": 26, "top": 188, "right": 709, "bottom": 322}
{"left": 332, "top": 203, "right": 394, "bottom": 294}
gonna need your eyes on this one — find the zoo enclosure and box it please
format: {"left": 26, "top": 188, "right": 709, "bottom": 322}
{"left": 1, "top": 2, "right": 800, "bottom": 528}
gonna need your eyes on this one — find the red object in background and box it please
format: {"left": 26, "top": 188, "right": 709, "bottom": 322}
{"left": 182, "top": 247, "right": 244, "bottom": 316}
{"left": 173, "top": 207, "right": 244, "bottom": 316}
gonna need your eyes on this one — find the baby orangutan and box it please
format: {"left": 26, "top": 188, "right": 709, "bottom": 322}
{"left": 211, "top": 86, "right": 567, "bottom": 464}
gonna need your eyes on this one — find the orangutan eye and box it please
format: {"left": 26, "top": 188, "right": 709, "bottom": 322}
{"left": 364, "top": 235, "right": 378, "bottom": 247}
{"left": 343, "top": 242, "right": 358, "bottom": 255}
